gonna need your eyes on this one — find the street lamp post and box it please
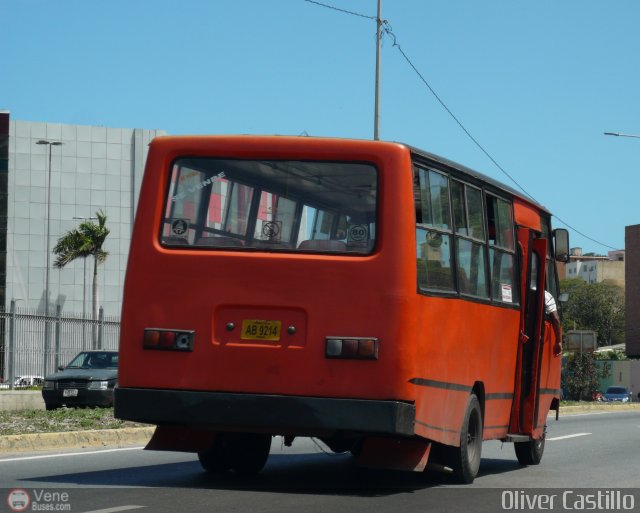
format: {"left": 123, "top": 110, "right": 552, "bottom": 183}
{"left": 604, "top": 132, "right": 640, "bottom": 139}
{"left": 36, "top": 139, "right": 62, "bottom": 376}
{"left": 604, "top": 131, "right": 638, "bottom": 359}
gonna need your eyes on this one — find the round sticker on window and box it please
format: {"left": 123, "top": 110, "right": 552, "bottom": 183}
{"left": 348, "top": 225, "right": 368, "bottom": 243}
{"left": 171, "top": 219, "right": 189, "bottom": 236}
{"left": 261, "top": 221, "right": 281, "bottom": 240}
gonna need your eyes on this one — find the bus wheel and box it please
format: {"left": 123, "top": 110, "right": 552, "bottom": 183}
{"left": 447, "top": 393, "right": 483, "bottom": 484}
{"left": 514, "top": 431, "right": 545, "bottom": 466}
{"left": 225, "top": 433, "right": 272, "bottom": 475}
{"left": 198, "top": 433, "right": 272, "bottom": 475}
{"left": 198, "top": 435, "right": 232, "bottom": 474}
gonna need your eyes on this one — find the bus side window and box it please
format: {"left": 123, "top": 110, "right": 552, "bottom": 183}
{"left": 486, "top": 195, "right": 518, "bottom": 305}
{"left": 414, "top": 166, "right": 455, "bottom": 293}
{"left": 451, "top": 180, "right": 488, "bottom": 298}
{"left": 541, "top": 215, "right": 560, "bottom": 304}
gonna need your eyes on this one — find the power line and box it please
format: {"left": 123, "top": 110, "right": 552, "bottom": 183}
{"left": 381, "top": 21, "right": 536, "bottom": 203}
{"left": 380, "top": 21, "right": 621, "bottom": 251}
{"left": 549, "top": 216, "right": 619, "bottom": 250}
{"left": 303, "top": 0, "right": 376, "bottom": 20}
{"left": 303, "top": 0, "right": 619, "bottom": 251}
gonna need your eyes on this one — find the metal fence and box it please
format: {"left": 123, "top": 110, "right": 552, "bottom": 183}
{"left": 0, "top": 300, "right": 120, "bottom": 388}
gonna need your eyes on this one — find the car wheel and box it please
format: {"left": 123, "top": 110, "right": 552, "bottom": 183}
{"left": 45, "top": 404, "right": 59, "bottom": 411}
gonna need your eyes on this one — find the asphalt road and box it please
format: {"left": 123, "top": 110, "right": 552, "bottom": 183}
{"left": 0, "top": 410, "right": 638, "bottom": 513}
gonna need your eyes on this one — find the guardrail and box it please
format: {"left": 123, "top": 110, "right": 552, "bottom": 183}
{"left": 0, "top": 300, "right": 120, "bottom": 389}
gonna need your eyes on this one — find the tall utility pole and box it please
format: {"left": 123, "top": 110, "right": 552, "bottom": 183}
{"left": 373, "top": 0, "right": 382, "bottom": 140}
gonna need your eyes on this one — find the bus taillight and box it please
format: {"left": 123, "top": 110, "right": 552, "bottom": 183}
{"left": 325, "top": 337, "right": 378, "bottom": 360}
{"left": 144, "top": 329, "right": 194, "bottom": 352}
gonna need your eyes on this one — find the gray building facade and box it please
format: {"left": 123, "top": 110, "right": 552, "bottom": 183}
{"left": 2, "top": 111, "right": 165, "bottom": 317}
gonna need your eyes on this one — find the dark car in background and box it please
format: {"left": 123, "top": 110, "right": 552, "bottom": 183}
{"left": 602, "top": 386, "right": 632, "bottom": 403}
{"left": 42, "top": 351, "right": 118, "bottom": 410}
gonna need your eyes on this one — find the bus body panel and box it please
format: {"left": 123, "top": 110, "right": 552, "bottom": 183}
{"left": 513, "top": 198, "right": 543, "bottom": 231}
{"left": 412, "top": 296, "right": 520, "bottom": 445}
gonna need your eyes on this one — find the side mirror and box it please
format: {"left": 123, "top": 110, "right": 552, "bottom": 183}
{"left": 57, "top": 365, "right": 65, "bottom": 371}
{"left": 558, "top": 292, "right": 569, "bottom": 303}
{"left": 553, "top": 228, "right": 570, "bottom": 262}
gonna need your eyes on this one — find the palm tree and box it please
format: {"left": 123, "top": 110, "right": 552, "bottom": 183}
{"left": 53, "top": 210, "right": 110, "bottom": 343}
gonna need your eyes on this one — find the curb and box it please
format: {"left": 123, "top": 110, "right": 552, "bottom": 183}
{"left": 558, "top": 403, "right": 640, "bottom": 415}
{"left": 0, "top": 426, "right": 155, "bottom": 454}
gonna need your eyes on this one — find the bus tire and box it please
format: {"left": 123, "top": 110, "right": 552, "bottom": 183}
{"left": 514, "top": 432, "right": 545, "bottom": 466}
{"left": 198, "top": 435, "right": 232, "bottom": 474}
{"left": 198, "top": 433, "right": 272, "bottom": 475}
{"left": 225, "top": 433, "right": 272, "bottom": 475}
{"left": 447, "top": 393, "right": 483, "bottom": 484}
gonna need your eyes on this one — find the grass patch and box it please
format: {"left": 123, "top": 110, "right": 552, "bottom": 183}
{"left": 0, "top": 387, "right": 43, "bottom": 392}
{"left": 0, "top": 407, "right": 149, "bottom": 436}
{"left": 560, "top": 400, "right": 589, "bottom": 406}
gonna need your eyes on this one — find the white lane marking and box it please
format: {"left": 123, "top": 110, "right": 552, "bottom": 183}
{"left": 81, "top": 507, "right": 145, "bottom": 513}
{"left": 547, "top": 432, "right": 591, "bottom": 441}
{"left": 0, "top": 446, "right": 144, "bottom": 463}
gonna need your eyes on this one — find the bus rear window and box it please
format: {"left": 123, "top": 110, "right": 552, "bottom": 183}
{"left": 162, "top": 158, "right": 377, "bottom": 254}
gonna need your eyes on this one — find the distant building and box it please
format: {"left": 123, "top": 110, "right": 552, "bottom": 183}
{"left": 626, "top": 225, "right": 640, "bottom": 357}
{"left": 1, "top": 111, "right": 166, "bottom": 316}
{"left": 563, "top": 247, "right": 625, "bottom": 288}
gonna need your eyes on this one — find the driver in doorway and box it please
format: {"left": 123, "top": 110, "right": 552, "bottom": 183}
{"left": 544, "top": 291, "right": 563, "bottom": 357}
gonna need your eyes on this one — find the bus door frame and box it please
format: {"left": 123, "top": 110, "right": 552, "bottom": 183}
{"left": 511, "top": 228, "right": 548, "bottom": 439}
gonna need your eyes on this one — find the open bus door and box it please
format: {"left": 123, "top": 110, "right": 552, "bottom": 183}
{"left": 511, "top": 230, "right": 548, "bottom": 439}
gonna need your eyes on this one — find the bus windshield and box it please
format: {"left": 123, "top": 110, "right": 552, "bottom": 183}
{"left": 162, "top": 158, "right": 377, "bottom": 253}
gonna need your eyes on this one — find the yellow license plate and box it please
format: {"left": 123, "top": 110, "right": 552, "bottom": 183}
{"left": 241, "top": 320, "right": 282, "bottom": 341}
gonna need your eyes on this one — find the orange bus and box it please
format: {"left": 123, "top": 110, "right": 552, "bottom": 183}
{"left": 114, "top": 136, "right": 569, "bottom": 483}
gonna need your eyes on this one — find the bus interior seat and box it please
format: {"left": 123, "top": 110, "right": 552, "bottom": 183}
{"left": 346, "top": 240, "right": 374, "bottom": 253}
{"left": 298, "top": 239, "right": 347, "bottom": 251}
{"left": 196, "top": 236, "right": 244, "bottom": 247}
{"left": 162, "top": 236, "right": 189, "bottom": 245}
{"left": 457, "top": 267, "right": 473, "bottom": 295}
{"left": 252, "top": 240, "right": 292, "bottom": 250}
{"left": 426, "top": 261, "right": 454, "bottom": 290}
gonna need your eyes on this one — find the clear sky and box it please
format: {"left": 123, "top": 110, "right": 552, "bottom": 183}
{"left": 3, "top": 0, "right": 639, "bottom": 253}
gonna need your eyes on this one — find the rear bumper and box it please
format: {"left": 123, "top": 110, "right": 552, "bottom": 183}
{"left": 114, "top": 387, "right": 415, "bottom": 436}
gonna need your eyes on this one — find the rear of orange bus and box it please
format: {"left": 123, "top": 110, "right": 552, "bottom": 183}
{"left": 114, "top": 136, "right": 424, "bottom": 470}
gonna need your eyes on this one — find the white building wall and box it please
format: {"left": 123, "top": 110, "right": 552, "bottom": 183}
{"left": 7, "top": 119, "right": 165, "bottom": 316}
{"left": 565, "top": 261, "right": 583, "bottom": 280}
{"left": 564, "top": 259, "right": 624, "bottom": 287}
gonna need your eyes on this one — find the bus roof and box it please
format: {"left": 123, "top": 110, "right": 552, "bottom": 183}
{"left": 407, "top": 143, "right": 549, "bottom": 214}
